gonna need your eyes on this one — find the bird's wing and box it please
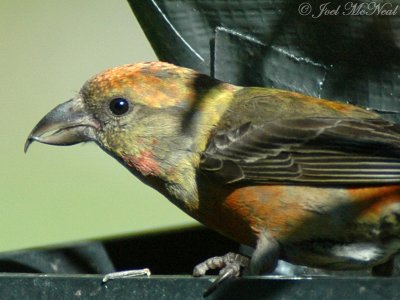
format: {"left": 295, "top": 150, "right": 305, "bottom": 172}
{"left": 200, "top": 117, "right": 400, "bottom": 185}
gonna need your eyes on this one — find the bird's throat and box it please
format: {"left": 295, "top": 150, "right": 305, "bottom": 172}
{"left": 122, "top": 151, "right": 161, "bottom": 177}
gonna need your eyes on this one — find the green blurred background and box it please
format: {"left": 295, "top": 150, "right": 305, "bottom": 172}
{"left": 0, "top": 0, "right": 196, "bottom": 253}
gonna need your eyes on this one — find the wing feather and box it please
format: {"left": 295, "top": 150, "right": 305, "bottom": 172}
{"left": 201, "top": 117, "right": 400, "bottom": 185}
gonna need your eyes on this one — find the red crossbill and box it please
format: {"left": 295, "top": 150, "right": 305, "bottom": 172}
{"left": 25, "top": 62, "right": 400, "bottom": 286}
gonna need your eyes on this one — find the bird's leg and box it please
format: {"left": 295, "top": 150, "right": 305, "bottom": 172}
{"left": 248, "top": 230, "right": 280, "bottom": 275}
{"left": 193, "top": 230, "right": 280, "bottom": 296}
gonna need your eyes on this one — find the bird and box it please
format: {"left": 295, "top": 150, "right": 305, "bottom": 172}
{"left": 25, "top": 61, "right": 400, "bottom": 291}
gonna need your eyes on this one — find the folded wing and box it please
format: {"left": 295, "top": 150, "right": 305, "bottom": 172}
{"left": 200, "top": 117, "right": 400, "bottom": 185}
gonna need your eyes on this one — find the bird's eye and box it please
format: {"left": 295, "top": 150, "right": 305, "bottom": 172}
{"left": 109, "top": 98, "right": 129, "bottom": 116}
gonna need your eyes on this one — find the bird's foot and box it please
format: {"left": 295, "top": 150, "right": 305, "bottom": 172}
{"left": 102, "top": 268, "right": 151, "bottom": 283}
{"left": 193, "top": 252, "right": 249, "bottom": 297}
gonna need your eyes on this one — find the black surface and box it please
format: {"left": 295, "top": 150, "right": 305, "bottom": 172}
{"left": 0, "top": 228, "right": 236, "bottom": 276}
{"left": 105, "top": 227, "right": 238, "bottom": 275}
{"left": 0, "top": 242, "right": 114, "bottom": 274}
{"left": 0, "top": 274, "right": 399, "bottom": 300}
{"left": 129, "top": 0, "right": 400, "bottom": 122}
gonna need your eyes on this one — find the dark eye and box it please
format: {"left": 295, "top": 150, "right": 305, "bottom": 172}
{"left": 109, "top": 98, "right": 129, "bottom": 116}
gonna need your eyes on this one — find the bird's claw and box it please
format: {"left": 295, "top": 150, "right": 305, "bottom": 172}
{"left": 193, "top": 252, "right": 249, "bottom": 297}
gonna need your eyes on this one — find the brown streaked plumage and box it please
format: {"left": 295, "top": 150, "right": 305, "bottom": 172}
{"left": 25, "top": 61, "right": 400, "bottom": 291}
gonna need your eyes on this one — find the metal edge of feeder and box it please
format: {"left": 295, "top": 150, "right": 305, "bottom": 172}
{"left": 0, "top": 273, "right": 398, "bottom": 300}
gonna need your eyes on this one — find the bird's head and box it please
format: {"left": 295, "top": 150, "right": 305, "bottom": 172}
{"left": 25, "top": 62, "right": 236, "bottom": 180}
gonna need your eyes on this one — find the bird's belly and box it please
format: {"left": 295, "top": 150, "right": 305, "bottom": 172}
{"left": 195, "top": 184, "right": 400, "bottom": 248}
